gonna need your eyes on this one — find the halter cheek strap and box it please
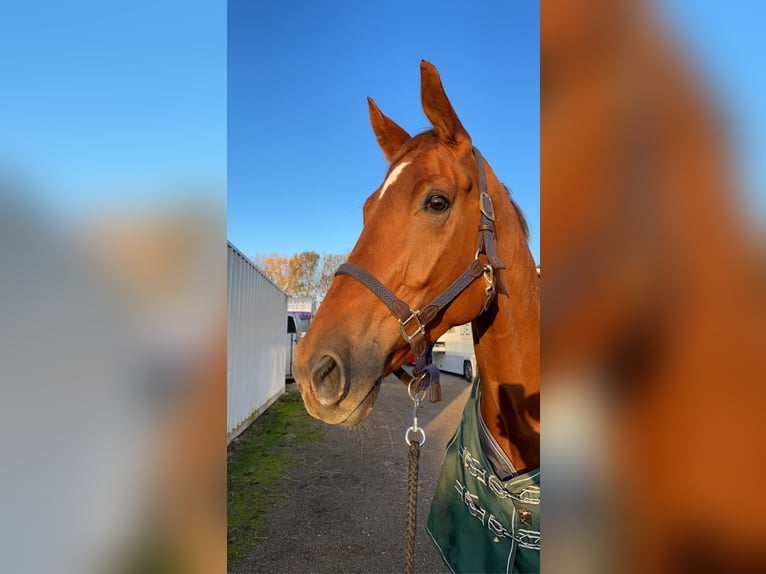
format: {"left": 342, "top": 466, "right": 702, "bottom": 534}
{"left": 334, "top": 147, "right": 505, "bottom": 402}
{"left": 475, "top": 147, "right": 506, "bottom": 272}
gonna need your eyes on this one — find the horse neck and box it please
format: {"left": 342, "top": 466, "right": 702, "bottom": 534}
{"left": 472, "top": 211, "right": 540, "bottom": 474}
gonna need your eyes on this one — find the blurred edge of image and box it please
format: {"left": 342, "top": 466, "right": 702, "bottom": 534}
{"left": 1, "top": 167, "right": 226, "bottom": 574}
{"left": 542, "top": 1, "right": 765, "bottom": 573}
{"left": 0, "top": 2, "right": 226, "bottom": 573}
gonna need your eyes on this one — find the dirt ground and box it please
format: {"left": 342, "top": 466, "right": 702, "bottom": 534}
{"left": 233, "top": 372, "right": 471, "bottom": 574}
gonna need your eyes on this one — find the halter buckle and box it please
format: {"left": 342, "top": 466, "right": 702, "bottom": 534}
{"left": 398, "top": 309, "right": 426, "bottom": 346}
{"left": 480, "top": 191, "right": 495, "bottom": 221}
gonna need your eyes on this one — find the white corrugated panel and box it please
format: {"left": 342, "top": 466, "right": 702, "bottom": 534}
{"left": 227, "top": 241, "right": 287, "bottom": 439}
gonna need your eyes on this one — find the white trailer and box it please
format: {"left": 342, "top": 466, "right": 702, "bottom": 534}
{"left": 227, "top": 242, "right": 287, "bottom": 443}
{"left": 285, "top": 313, "right": 303, "bottom": 381}
{"left": 432, "top": 323, "right": 478, "bottom": 383}
{"left": 288, "top": 296, "right": 315, "bottom": 333}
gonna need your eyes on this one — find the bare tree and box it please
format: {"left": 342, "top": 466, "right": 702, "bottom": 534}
{"left": 252, "top": 251, "right": 348, "bottom": 304}
{"left": 316, "top": 252, "right": 348, "bottom": 303}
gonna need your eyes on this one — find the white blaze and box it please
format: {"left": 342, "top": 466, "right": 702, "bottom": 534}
{"left": 378, "top": 161, "right": 411, "bottom": 200}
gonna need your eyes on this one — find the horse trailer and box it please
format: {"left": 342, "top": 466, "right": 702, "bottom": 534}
{"left": 433, "top": 323, "right": 478, "bottom": 383}
{"left": 285, "top": 313, "right": 303, "bottom": 381}
{"left": 287, "top": 296, "right": 315, "bottom": 334}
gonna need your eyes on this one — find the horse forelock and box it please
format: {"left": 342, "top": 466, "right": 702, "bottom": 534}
{"left": 388, "top": 130, "right": 435, "bottom": 165}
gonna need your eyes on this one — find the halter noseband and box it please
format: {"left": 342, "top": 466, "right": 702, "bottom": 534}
{"left": 335, "top": 147, "right": 506, "bottom": 402}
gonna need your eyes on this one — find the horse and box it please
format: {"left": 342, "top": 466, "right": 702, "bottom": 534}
{"left": 293, "top": 60, "right": 540, "bottom": 573}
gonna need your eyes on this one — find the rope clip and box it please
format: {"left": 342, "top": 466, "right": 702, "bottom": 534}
{"left": 405, "top": 379, "right": 427, "bottom": 446}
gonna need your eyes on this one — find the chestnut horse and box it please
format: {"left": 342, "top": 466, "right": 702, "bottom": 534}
{"left": 293, "top": 61, "right": 539, "bottom": 573}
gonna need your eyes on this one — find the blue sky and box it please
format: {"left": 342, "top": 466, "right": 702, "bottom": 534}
{"left": 227, "top": 1, "right": 541, "bottom": 263}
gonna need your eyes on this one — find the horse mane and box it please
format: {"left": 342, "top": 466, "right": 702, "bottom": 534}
{"left": 504, "top": 184, "right": 530, "bottom": 240}
{"left": 389, "top": 131, "right": 530, "bottom": 240}
{"left": 388, "top": 130, "right": 434, "bottom": 165}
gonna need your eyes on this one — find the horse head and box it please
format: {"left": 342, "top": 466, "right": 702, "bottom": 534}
{"left": 293, "top": 61, "right": 532, "bottom": 427}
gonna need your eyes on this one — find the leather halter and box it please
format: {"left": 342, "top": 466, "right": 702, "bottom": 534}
{"left": 335, "top": 147, "right": 506, "bottom": 402}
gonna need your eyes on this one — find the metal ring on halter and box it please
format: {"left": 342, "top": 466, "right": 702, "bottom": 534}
{"left": 483, "top": 264, "right": 495, "bottom": 292}
{"left": 483, "top": 263, "right": 494, "bottom": 283}
{"left": 405, "top": 425, "right": 426, "bottom": 446}
{"left": 407, "top": 376, "right": 428, "bottom": 403}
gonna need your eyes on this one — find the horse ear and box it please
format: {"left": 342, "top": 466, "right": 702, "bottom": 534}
{"left": 420, "top": 60, "right": 470, "bottom": 148}
{"left": 368, "top": 97, "right": 411, "bottom": 162}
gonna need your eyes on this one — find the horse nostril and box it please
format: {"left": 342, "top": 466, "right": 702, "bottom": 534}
{"left": 310, "top": 355, "right": 346, "bottom": 406}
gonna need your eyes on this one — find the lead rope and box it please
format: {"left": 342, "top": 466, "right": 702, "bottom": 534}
{"left": 404, "top": 380, "right": 426, "bottom": 574}
{"left": 405, "top": 441, "right": 419, "bottom": 574}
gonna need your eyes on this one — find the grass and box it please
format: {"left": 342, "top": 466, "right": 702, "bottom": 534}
{"left": 227, "top": 387, "right": 326, "bottom": 567}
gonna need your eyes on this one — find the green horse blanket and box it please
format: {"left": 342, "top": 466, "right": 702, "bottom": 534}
{"left": 427, "top": 379, "right": 540, "bottom": 573}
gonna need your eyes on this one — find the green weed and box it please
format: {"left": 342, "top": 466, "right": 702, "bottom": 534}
{"left": 227, "top": 389, "right": 325, "bottom": 566}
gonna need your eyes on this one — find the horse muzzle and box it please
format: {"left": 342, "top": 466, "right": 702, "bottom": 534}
{"left": 293, "top": 340, "right": 383, "bottom": 426}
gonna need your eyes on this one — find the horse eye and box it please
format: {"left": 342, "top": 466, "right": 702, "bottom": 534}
{"left": 426, "top": 195, "right": 450, "bottom": 212}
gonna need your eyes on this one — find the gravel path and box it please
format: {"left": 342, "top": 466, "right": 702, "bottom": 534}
{"left": 236, "top": 373, "right": 471, "bottom": 574}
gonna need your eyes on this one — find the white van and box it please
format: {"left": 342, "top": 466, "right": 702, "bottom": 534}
{"left": 432, "top": 323, "right": 478, "bottom": 382}
{"left": 285, "top": 313, "right": 303, "bottom": 381}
